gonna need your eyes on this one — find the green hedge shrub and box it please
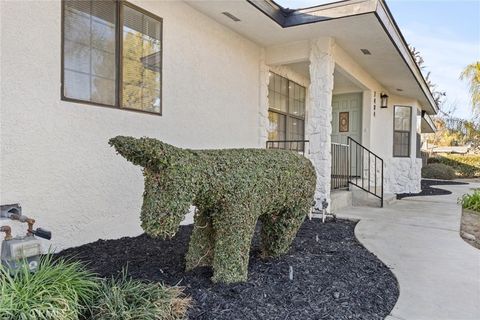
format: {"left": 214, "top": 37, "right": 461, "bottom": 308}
{"left": 110, "top": 136, "right": 316, "bottom": 283}
{"left": 427, "top": 154, "right": 480, "bottom": 178}
{"left": 91, "top": 271, "right": 190, "bottom": 320}
{"left": 0, "top": 255, "right": 98, "bottom": 320}
{"left": 421, "top": 163, "right": 456, "bottom": 180}
{"left": 459, "top": 190, "right": 480, "bottom": 212}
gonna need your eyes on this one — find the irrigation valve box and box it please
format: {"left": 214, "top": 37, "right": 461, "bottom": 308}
{"left": 0, "top": 204, "right": 52, "bottom": 273}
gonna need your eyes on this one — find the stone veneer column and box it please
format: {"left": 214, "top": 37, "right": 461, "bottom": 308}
{"left": 307, "top": 38, "right": 335, "bottom": 208}
{"left": 258, "top": 49, "right": 270, "bottom": 148}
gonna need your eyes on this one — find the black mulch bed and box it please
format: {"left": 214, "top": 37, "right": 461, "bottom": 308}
{"left": 57, "top": 219, "right": 399, "bottom": 320}
{"left": 397, "top": 179, "right": 469, "bottom": 199}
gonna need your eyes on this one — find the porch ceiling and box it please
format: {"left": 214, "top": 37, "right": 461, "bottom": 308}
{"left": 184, "top": 0, "right": 438, "bottom": 115}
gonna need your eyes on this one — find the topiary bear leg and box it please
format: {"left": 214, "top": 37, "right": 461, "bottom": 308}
{"left": 260, "top": 206, "right": 307, "bottom": 257}
{"left": 211, "top": 209, "right": 257, "bottom": 283}
{"left": 185, "top": 207, "right": 214, "bottom": 271}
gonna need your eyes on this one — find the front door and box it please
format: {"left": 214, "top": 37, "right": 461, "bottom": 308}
{"left": 331, "top": 93, "right": 363, "bottom": 180}
{"left": 331, "top": 93, "right": 362, "bottom": 145}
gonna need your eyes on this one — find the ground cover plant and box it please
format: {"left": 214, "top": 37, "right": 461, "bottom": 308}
{"left": 421, "top": 163, "right": 456, "bottom": 180}
{"left": 91, "top": 271, "right": 190, "bottom": 320}
{"left": 57, "top": 219, "right": 399, "bottom": 320}
{"left": 459, "top": 189, "right": 480, "bottom": 249}
{"left": 0, "top": 255, "right": 191, "bottom": 320}
{"left": 0, "top": 255, "right": 97, "bottom": 320}
{"left": 459, "top": 189, "right": 480, "bottom": 212}
{"left": 428, "top": 154, "right": 480, "bottom": 178}
{"left": 109, "top": 136, "right": 316, "bottom": 283}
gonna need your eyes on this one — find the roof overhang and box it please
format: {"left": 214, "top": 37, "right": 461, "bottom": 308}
{"left": 185, "top": 0, "right": 438, "bottom": 115}
{"left": 421, "top": 111, "right": 436, "bottom": 133}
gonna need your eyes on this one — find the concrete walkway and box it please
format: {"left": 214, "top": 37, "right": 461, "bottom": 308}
{"left": 336, "top": 181, "right": 480, "bottom": 320}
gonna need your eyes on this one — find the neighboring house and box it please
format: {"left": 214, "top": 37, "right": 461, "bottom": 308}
{"left": 431, "top": 145, "right": 471, "bottom": 155}
{"left": 0, "top": 0, "right": 437, "bottom": 249}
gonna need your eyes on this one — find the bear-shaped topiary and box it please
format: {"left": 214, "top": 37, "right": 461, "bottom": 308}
{"left": 109, "top": 136, "right": 316, "bottom": 283}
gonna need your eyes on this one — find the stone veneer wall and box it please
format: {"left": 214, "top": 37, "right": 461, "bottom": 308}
{"left": 384, "top": 158, "right": 422, "bottom": 194}
{"left": 259, "top": 49, "right": 270, "bottom": 147}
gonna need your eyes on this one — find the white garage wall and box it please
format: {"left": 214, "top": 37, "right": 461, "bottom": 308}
{"left": 0, "top": 0, "right": 262, "bottom": 250}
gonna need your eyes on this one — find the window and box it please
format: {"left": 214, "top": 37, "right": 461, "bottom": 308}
{"left": 393, "top": 106, "right": 412, "bottom": 157}
{"left": 62, "top": 0, "right": 162, "bottom": 114}
{"left": 416, "top": 109, "right": 422, "bottom": 158}
{"left": 267, "top": 72, "right": 306, "bottom": 142}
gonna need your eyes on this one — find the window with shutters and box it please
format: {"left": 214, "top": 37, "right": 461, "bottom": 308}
{"left": 62, "top": 0, "right": 162, "bottom": 114}
{"left": 393, "top": 106, "right": 412, "bottom": 157}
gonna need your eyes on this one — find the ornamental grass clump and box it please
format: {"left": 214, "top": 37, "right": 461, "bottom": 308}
{"left": 91, "top": 271, "right": 190, "bottom": 320}
{"left": 110, "top": 136, "right": 316, "bottom": 283}
{"left": 0, "top": 255, "right": 98, "bottom": 320}
{"left": 459, "top": 189, "right": 480, "bottom": 212}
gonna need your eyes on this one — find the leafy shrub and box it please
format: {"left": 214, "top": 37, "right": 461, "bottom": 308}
{"left": 426, "top": 157, "right": 441, "bottom": 164}
{"left": 0, "top": 255, "right": 97, "bottom": 320}
{"left": 459, "top": 189, "right": 480, "bottom": 212}
{"left": 427, "top": 154, "right": 480, "bottom": 178}
{"left": 110, "top": 136, "right": 316, "bottom": 283}
{"left": 91, "top": 272, "right": 190, "bottom": 320}
{"left": 421, "top": 163, "right": 456, "bottom": 180}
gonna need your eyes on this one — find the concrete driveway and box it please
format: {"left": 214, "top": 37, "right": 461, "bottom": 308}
{"left": 336, "top": 181, "right": 480, "bottom": 320}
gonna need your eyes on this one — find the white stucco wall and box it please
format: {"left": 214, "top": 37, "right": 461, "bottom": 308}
{"left": 371, "top": 95, "right": 423, "bottom": 194}
{"left": 0, "top": 0, "right": 428, "bottom": 251}
{"left": 0, "top": 0, "right": 262, "bottom": 250}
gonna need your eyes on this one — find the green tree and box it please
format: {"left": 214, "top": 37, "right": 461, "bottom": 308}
{"left": 427, "top": 117, "right": 480, "bottom": 149}
{"left": 460, "top": 61, "right": 480, "bottom": 115}
{"left": 409, "top": 45, "right": 446, "bottom": 107}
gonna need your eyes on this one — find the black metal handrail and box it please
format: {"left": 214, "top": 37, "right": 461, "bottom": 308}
{"left": 347, "top": 137, "right": 384, "bottom": 207}
{"left": 266, "top": 140, "right": 309, "bottom": 155}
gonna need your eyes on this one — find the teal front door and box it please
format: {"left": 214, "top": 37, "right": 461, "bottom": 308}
{"left": 331, "top": 93, "right": 362, "bottom": 145}
{"left": 331, "top": 93, "right": 363, "bottom": 179}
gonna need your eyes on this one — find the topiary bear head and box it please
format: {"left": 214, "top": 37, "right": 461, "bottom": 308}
{"left": 109, "top": 136, "right": 180, "bottom": 171}
{"left": 109, "top": 136, "right": 196, "bottom": 239}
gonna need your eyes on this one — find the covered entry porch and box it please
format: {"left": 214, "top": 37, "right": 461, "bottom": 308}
{"left": 188, "top": 0, "right": 438, "bottom": 210}
{"left": 264, "top": 40, "right": 384, "bottom": 207}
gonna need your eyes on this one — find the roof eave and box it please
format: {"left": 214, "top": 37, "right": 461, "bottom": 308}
{"left": 247, "top": 0, "right": 378, "bottom": 27}
{"left": 375, "top": 0, "right": 438, "bottom": 115}
{"left": 421, "top": 111, "right": 437, "bottom": 133}
{"left": 247, "top": 0, "right": 438, "bottom": 115}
